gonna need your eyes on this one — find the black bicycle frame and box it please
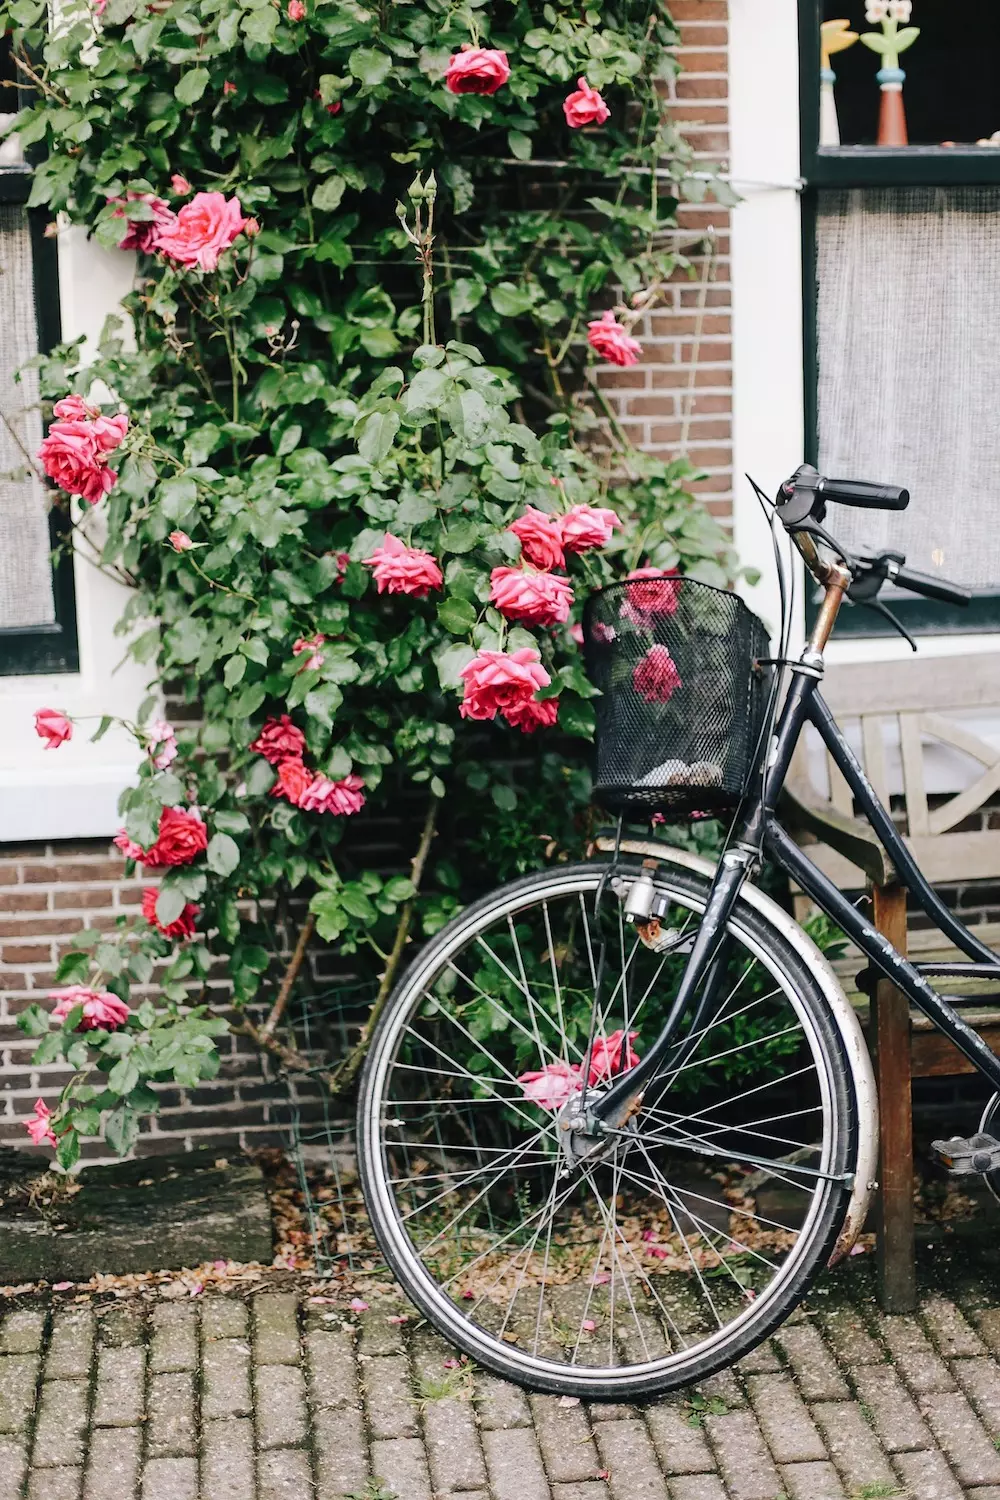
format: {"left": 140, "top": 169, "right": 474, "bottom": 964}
{"left": 593, "top": 664, "right": 1000, "bottom": 1129}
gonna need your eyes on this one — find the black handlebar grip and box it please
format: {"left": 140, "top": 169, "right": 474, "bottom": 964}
{"left": 819, "top": 477, "right": 910, "bottom": 511}
{"left": 893, "top": 564, "right": 971, "bottom": 607}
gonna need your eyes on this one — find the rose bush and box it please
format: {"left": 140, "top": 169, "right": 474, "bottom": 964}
{"left": 1, "top": 0, "right": 745, "bottom": 1164}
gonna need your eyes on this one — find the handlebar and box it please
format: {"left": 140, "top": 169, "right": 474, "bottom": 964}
{"left": 889, "top": 561, "right": 971, "bottom": 608}
{"left": 817, "top": 476, "right": 910, "bottom": 511}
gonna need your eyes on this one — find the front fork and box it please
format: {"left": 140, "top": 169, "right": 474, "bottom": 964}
{"left": 589, "top": 848, "right": 753, "bottom": 1131}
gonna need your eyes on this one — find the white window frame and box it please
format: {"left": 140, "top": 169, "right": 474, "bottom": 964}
{"left": 0, "top": 227, "right": 150, "bottom": 841}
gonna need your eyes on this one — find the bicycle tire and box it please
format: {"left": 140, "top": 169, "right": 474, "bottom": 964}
{"left": 357, "top": 859, "right": 859, "bottom": 1398}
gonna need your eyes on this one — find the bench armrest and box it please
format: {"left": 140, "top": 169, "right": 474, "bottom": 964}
{"left": 780, "top": 783, "right": 897, "bottom": 887}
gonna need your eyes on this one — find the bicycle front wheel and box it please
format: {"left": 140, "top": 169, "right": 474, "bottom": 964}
{"left": 357, "top": 860, "right": 858, "bottom": 1398}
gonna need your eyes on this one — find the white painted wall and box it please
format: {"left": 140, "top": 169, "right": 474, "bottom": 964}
{"left": 0, "top": 228, "right": 149, "bottom": 841}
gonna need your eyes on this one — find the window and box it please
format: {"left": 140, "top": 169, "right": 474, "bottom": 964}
{"left": 0, "top": 34, "right": 77, "bottom": 675}
{"left": 800, "top": 0, "right": 1000, "bottom": 635}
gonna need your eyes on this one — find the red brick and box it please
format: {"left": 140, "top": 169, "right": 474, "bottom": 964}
{"left": 0, "top": 945, "right": 51, "bottom": 965}
{"left": 51, "top": 889, "right": 117, "bottom": 911}
{"left": 672, "top": 0, "right": 727, "bottom": 17}
{"left": 0, "top": 919, "right": 79, "bottom": 938}
{"left": 0, "top": 892, "right": 48, "bottom": 912}
{"left": 0, "top": 869, "right": 17, "bottom": 886}
{"left": 21, "top": 862, "right": 124, "bottom": 884}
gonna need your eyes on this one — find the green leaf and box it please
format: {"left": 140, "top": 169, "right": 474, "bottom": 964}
{"left": 490, "top": 282, "right": 535, "bottom": 318}
{"left": 312, "top": 176, "right": 346, "bottom": 212}
{"left": 108, "top": 1056, "right": 140, "bottom": 1096}
{"left": 507, "top": 130, "right": 532, "bottom": 161}
{"left": 456, "top": 390, "right": 493, "bottom": 446}
{"left": 105, "top": 1105, "right": 139, "bottom": 1157}
{"left": 404, "top": 368, "right": 449, "bottom": 414}
{"left": 246, "top": 758, "right": 276, "bottom": 796}
{"left": 56, "top": 1129, "right": 80, "bottom": 1172}
{"left": 54, "top": 950, "right": 93, "bottom": 985}
{"left": 349, "top": 47, "right": 392, "bottom": 87}
{"left": 158, "top": 475, "right": 198, "bottom": 522}
{"left": 174, "top": 68, "right": 209, "bottom": 104}
{"left": 356, "top": 409, "right": 400, "bottom": 465}
{"left": 155, "top": 886, "right": 186, "bottom": 928}
{"left": 206, "top": 833, "right": 240, "bottom": 876}
{"left": 435, "top": 643, "right": 476, "bottom": 690}
{"left": 223, "top": 654, "right": 247, "bottom": 689}
{"left": 71, "top": 1106, "right": 102, "bottom": 1136}
{"left": 17, "top": 1004, "right": 51, "bottom": 1038}
{"left": 491, "top": 784, "right": 517, "bottom": 811}
{"left": 383, "top": 876, "right": 415, "bottom": 902}
{"left": 437, "top": 596, "right": 477, "bottom": 635}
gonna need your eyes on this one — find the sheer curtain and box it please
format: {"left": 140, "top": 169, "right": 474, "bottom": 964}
{"left": 816, "top": 187, "right": 1000, "bottom": 592}
{"left": 0, "top": 204, "right": 56, "bottom": 631}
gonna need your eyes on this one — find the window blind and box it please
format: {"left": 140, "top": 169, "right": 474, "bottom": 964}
{"left": 816, "top": 186, "right": 1000, "bottom": 594}
{"left": 0, "top": 203, "right": 57, "bottom": 632}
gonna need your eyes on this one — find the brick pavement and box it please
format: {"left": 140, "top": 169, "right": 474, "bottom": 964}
{"left": 4, "top": 1272, "right": 1000, "bottom": 1498}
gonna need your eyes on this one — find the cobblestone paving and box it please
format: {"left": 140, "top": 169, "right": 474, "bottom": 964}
{"left": 5, "top": 1274, "right": 1000, "bottom": 1499}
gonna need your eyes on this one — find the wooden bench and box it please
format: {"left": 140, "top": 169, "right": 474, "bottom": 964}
{"left": 785, "top": 653, "right": 1000, "bottom": 1311}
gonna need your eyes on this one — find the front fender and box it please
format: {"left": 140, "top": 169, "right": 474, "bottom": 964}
{"left": 594, "top": 836, "right": 878, "bottom": 1263}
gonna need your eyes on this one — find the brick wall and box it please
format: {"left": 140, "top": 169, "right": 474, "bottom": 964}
{"left": 597, "top": 0, "right": 733, "bottom": 526}
{"left": 0, "top": 839, "right": 290, "bottom": 1159}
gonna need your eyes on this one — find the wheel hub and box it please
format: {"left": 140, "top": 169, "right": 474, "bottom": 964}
{"left": 556, "top": 1093, "right": 625, "bottom": 1171}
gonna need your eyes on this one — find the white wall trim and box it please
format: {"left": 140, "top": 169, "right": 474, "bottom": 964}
{"left": 0, "top": 229, "right": 149, "bottom": 843}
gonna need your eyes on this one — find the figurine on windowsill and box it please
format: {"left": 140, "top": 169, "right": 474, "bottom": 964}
{"left": 861, "top": 0, "right": 920, "bottom": 147}
{"left": 820, "top": 19, "right": 859, "bottom": 146}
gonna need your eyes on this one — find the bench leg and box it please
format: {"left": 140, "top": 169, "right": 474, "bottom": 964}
{"left": 871, "top": 882, "right": 916, "bottom": 1312}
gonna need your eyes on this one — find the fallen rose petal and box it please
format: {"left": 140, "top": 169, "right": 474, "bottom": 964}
{"left": 213, "top": 1259, "right": 228, "bottom": 1272}
{"left": 647, "top": 1245, "right": 669, "bottom": 1259}
{"left": 641, "top": 1228, "right": 656, "bottom": 1241}
{"left": 461, "top": 1289, "right": 474, "bottom": 1300}
{"left": 188, "top": 1282, "right": 204, "bottom": 1296}
{"left": 592, "top": 1270, "right": 611, "bottom": 1285}
{"left": 443, "top": 1357, "right": 460, "bottom": 1368}
{"left": 387, "top": 1314, "right": 408, "bottom": 1324}
{"left": 596, "top": 1471, "right": 611, "bottom": 1481}
{"left": 349, "top": 1298, "right": 369, "bottom": 1311}
{"left": 581, "top": 1318, "right": 596, "bottom": 1331}
{"left": 52, "top": 1281, "right": 74, "bottom": 1291}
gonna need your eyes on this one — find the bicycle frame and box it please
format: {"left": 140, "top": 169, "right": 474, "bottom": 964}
{"left": 593, "top": 573, "right": 1000, "bottom": 1131}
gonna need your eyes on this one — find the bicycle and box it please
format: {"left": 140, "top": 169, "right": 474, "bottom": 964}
{"left": 355, "top": 463, "right": 1000, "bottom": 1398}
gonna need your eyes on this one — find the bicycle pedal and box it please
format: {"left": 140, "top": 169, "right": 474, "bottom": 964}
{"left": 932, "top": 1132, "right": 1000, "bottom": 1176}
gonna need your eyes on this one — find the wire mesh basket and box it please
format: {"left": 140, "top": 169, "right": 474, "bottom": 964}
{"left": 583, "top": 574, "right": 772, "bottom": 821}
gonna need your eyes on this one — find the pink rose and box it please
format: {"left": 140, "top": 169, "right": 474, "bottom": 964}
{"left": 90, "top": 412, "right": 129, "bottom": 453}
{"left": 298, "top": 773, "right": 366, "bottom": 817}
{"left": 363, "top": 533, "right": 444, "bottom": 598}
{"left": 622, "top": 567, "right": 682, "bottom": 624}
{"left": 444, "top": 45, "right": 510, "bottom": 96}
{"left": 147, "top": 719, "right": 177, "bottom": 770}
{"left": 169, "top": 530, "right": 194, "bottom": 552}
{"left": 51, "top": 985, "right": 131, "bottom": 1032}
{"left": 111, "top": 192, "right": 176, "bottom": 253}
{"left": 38, "top": 420, "right": 119, "bottom": 505}
{"left": 489, "top": 566, "right": 573, "bottom": 627}
{"left": 250, "top": 715, "right": 306, "bottom": 765}
{"left": 633, "top": 645, "right": 683, "bottom": 705}
{"left": 287, "top": 0, "right": 305, "bottom": 16}
{"left": 243, "top": 217, "right": 260, "bottom": 237}
{"left": 25, "top": 1098, "right": 56, "bottom": 1149}
{"left": 292, "top": 634, "right": 325, "bottom": 672}
{"left": 502, "top": 695, "right": 559, "bottom": 734}
{"left": 587, "top": 310, "right": 642, "bottom": 368}
{"left": 517, "top": 1060, "right": 582, "bottom": 1111}
{"left": 563, "top": 78, "right": 610, "bottom": 129}
{"left": 271, "top": 757, "right": 313, "bottom": 806}
{"left": 170, "top": 174, "right": 192, "bottom": 195}
{"left": 52, "top": 396, "right": 93, "bottom": 421}
{"left": 141, "top": 887, "right": 199, "bottom": 939}
{"left": 509, "top": 507, "right": 565, "bottom": 570}
{"left": 114, "top": 806, "right": 208, "bottom": 869}
{"left": 587, "top": 1029, "right": 640, "bottom": 1086}
{"left": 222, "top": 80, "right": 237, "bottom": 95}
{"left": 459, "top": 647, "right": 550, "bottom": 722}
{"left": 153, "top": 191, "right": 247, "bottom": 272}
{"left": 559, "top": 504, "right": 622, "bottom": 554}
{"left": 34, "top": 708, "right": 72, "bottom": 749}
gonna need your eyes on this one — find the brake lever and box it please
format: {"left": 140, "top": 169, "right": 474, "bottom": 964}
{"left": 856, "top": 597, "right": 918, "bottom": 652}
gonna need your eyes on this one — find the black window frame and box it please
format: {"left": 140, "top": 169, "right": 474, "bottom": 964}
{"left": 0, "top": 126, "right": 79, "bottom": 676}
{"left": 799, "top": 0, "right": 1000, "bottom": 637}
